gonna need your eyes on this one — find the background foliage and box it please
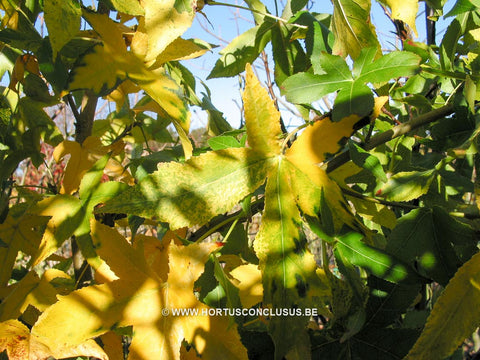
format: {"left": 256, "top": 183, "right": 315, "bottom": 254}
{"left": 0, "top": 0, "right": 480, "bottom": 359}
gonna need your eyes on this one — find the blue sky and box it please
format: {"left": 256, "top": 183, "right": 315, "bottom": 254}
{"left": 182, "top": 0, "right": 456, "bottom": 129}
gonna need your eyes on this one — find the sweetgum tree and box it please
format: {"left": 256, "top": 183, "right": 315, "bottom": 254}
{"left": 0, "top": 0, "right": 479, "bottom": 359}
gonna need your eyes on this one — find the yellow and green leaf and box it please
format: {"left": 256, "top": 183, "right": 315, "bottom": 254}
{"left": 99, "top": 148, "right": 271, "bottom": 229}
{"left": 28, "top": 194, "right": 83, "bottom": 266}
{"left": 71, "top": 11, "right": 192, "bottom": 157}
{"left": 131, "top": 0, "right": 196, "bottom": 62}
{"left": 108, "top": 0, "right": 145, "bottom": 16}
{"left": 53, "top": 136, "right": 126, "bottom": 195}
{"left": 331, "top": 0, "right": 381, "bottom": 60}
{"left": 243, "top": 63, "right": 282, "bottom": 157}
{"left": 0, "top": 269, "right": 71, "bottom": 323}
{"left": 405, "top": 251, "right": 480, "bottom": 360}
{"left": 254, "top": 158, "right": 328, "bottom": 359}
{"left": 44, "top": 0, "right": 81, "bottom": 58}
{"left": 0, "top": 214, "right": 49, "bottom": 287}
{"left": 285, "top": 115, "right": 362, "bottom": 230}
{"left": 151, "top": 38, "right": 214, "bottom": 66}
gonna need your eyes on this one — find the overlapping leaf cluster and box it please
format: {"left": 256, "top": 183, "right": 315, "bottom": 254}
{"left": 0, "top": 0, "right": 480, "bottom": 359}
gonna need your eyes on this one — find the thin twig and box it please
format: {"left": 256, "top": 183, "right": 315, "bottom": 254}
{"left": 342, "top": 187, "right": 419, "bottom": 210}
{"left": 261, "top": 51, "right": 288, "bottom": 135}
{"left": 64, "top": 94, "right": 81, "bottom": 123}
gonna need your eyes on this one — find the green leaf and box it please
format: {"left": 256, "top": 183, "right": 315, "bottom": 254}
{"left": 356, "top": 51, "right": 421, "bottom": 83}
{"left": 98, "top": 148, "right": 271, "bottom": 229}
{"left": 335, "top": 232, "right": 421, "bottom": 284}
{"left": 304, "top": 14, "right": 333, "bottom": 74}
{"left": 282, "top": 71, "right": 349, "bottom": 104}
{"left": 440, "top": 13, "right": 469, "bottom": 71}
{"left": 207, "top": 136, "right": 241, "bottom": 150}
{"left": 281, "top": 0, "right": 308, "bottom": 19}
{"left": 0, "top": 28, "right": 43, "bottom": 52}
{"left": 386, "top": 208, "right": 463, "bottom": 286}
{"left": 331, "top": 0, "right": 381, "bottom": 59}
{"left": 311, "top": 328, "right": 420, "bottom": 359}
{"left": 364, "top": 276, "right": 421, "bottom": 329}
{"left": 243, "top": 0, "right": 268, "bottom": 24}
{"left": 423, "top": 95, "right": 475, "bottom": 151}
{"left": 44, "top": 0, "right": 81, "bottom": 58}
{"left": 353, "top": 328, "right": 420, "bottom": 359}
{"left": 201, "top": 94, "right": 233, "bottom": 136}
{"left": 444, "top": 0, "right": 480, "bottom": 17}
{"left": 17, "top": 98, "right": 63, "bottom": 146}
{"left": 208, "top": 21, "right": 273, "bottom": 79}
{"left": 282, "top": 52, "right": 352, "bottom": 103}
{"left": 349, "top": 140, "right": 387, "bottom": 182}
{"left": 283, "top": 52, "right": 383, "bottom": 120}
{"left": 332, "top": 80, "right": 372, "bottom": 120}
{"left": 213, "top": 257, "right": 242, "bottom": 310}
{"left": 352, "top": 47, "right": 378, "bottom": 78}
{"left": 378, "top": 169, "right": 436, "bottom": 202}
{"left": 271, "top": 23, "right": 309, "bottom": 85}
{"left": 405, "top": 250, "right": 480, "bottom": 360}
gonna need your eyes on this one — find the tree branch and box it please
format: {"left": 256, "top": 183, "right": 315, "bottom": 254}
{"left": 326, "top": 103, "right": 455, "bottom": 173}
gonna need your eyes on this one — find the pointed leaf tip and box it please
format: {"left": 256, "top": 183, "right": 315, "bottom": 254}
{"left": 243, "top": 63, "right": 283, "bottom": 157}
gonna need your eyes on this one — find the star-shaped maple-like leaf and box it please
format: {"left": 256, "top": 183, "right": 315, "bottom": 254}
{"left": 31, "top": 220, "right": 247, "bottom": 360}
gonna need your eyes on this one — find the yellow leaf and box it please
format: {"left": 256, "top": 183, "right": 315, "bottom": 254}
{"left": 328, "top": 161, "right": 363, "bottom": 186}
{"left": 135, "top": 228, "right": 188, "bottom": 282}
{"left": 106, "top": 79, "right": 141, "bottom": 111}
{"left": 8, "top": 54, "right": 41, "bottom": 91}
{"left": 230, "top": 264, "right": 263, "bottom": 308}
{"left": 0, "top": 0, "right": 18, "bottom": 29}
{"left": 372, "top": 95, "right": 389, "bottom": 119}
{"left": 101, "top": 331, "right": 125, "bottom": 360}
{"left": 0, "top": 319, "right": 107, "bottom": 360}
{"left": 243, "top": 63, "right": 282, "bottom": 157}
{"left": 53, "top": 136, "right": 126, "bottom": 194}
{"left": 73, "top": 11, "right": 192, "bottom": 158}
{"left": 405, "top": 251, "right": 480, "bottom": 360}
{"left": 138, "top": 71, "right": 192, "bottom": 159}
{"left": 28, "top": 195, "right": 83, "bottom": 266}
{"left": 287, "top": 115, "right": 362, "bottom": 165}
{"left": 32, "top": 221, "right": 248, "bottom": 360}
{"left": 181, "top": 344, "right": 202, "bottom": 360}
{"left": 0, "top": 269, "right": 71, "bottom": 323}
{"left": 379, "top": 0, "right": 419, "bottom": 36}
{"left": 151, "top": 37, "right": 213, "bottom": 66}
{"left": 131, "top": 0, "right": 196, "bottom": 62}
{"left": 0, "top": 214, "right": 48, "bottom": 287}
